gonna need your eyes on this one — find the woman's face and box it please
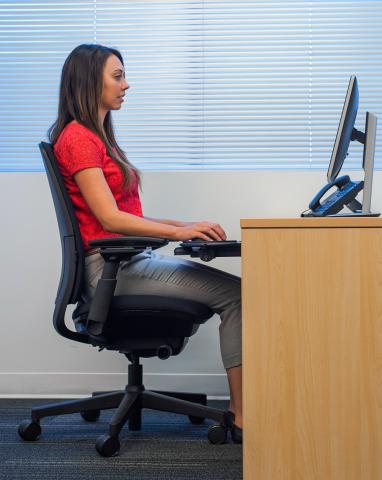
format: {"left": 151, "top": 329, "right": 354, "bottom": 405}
{"left": 100, "top": 54, "right": 129, "bottom": 114}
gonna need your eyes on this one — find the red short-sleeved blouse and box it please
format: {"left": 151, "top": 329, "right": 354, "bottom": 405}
{"left": 54, "top": 120, "right": 143, "bottom": 251}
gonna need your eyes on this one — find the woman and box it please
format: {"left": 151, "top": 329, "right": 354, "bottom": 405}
{"left": 49, "top": 44, "right": 242, "bottom": 443}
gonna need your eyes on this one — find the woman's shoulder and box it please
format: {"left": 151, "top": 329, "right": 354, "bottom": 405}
{"left": 60, "top": 120, "right": 103, "bottom": 144}
{"left": 55, "top": 121, "right": 105, "bottom": 157}
{"left": 54, "top": 121, "right": 106, "bottom": 173}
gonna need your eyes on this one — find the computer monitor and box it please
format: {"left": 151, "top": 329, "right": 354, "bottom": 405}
{"left": 301, "top": 75, "right": 379, "bottom": 217}
{"left": 327, "top": 75, "right": 359, "bottom": 183}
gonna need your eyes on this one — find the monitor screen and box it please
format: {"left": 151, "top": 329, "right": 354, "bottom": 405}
{"left": 327, "top": 75, "right": 358, "bottom": 182}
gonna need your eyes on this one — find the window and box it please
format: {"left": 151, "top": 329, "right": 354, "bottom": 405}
{"left": 1, "top": 0, "right": 381, "bottom": 171}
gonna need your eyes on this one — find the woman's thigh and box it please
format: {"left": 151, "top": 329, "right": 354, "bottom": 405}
{"left": 84, "top": 250, "right": 241, "bottom": 313}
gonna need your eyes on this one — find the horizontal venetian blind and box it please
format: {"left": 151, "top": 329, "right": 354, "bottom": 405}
{"left": 309, "top": 1, "right": 382, "bottom": 170}
{"left": 0, "top": 0, "right": 381, "bottom": 171}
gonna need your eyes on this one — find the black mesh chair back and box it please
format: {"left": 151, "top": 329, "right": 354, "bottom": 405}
{"left": 39, "top": 141, "right": 88, "bottom": 343}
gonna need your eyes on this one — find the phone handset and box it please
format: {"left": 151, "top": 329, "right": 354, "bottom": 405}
{"left": 302, "top": 175, "right": 364, "bottom": 217}
{"left": 309, "top": 175, "right": 350, "bottom": 211}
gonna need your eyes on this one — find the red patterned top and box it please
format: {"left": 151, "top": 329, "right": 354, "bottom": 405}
{"left": 54, "top": 120, "right": 143, "bottom": 251}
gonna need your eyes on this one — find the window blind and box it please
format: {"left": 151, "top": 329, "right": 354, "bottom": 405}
{"left": 0, "top": 0, "right": 381, "bottom": 171}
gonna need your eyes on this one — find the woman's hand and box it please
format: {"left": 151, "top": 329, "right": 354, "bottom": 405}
{"left": 173, "top": 221, "right": 227, "bottom": 241}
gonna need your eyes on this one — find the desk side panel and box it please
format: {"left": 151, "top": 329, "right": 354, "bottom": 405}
{"left": 242, "top": 227, "right": 382, "bottom": 480}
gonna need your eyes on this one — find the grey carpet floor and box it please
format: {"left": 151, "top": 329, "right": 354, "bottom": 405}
{"left": 0, "top": 399, "right": 242, "bottom": 480}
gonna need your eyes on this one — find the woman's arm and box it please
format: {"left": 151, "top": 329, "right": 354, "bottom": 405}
{"left": 73, "top": 167, "right": 226, "bottom": 241}
{"left": 143, "top": 217, "right": 189, "bottom": 228}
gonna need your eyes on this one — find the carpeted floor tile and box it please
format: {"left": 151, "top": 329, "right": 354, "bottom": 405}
{"left": 0, "top": 399, "right": 242, "bottom": 480}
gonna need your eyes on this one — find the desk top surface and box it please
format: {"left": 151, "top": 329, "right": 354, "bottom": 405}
{"left": 241, "top": 217, "right": 382, "bottom": 229}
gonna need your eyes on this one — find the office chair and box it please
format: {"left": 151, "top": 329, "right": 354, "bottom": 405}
{"left": 17, "top": 142, "right": 230, "bottom": 457}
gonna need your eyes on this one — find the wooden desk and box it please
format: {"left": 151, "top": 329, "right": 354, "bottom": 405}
{"left": 241, "top": 218, "right": 382, "bottom": 480}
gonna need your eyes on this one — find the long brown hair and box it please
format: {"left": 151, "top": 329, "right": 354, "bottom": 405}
{"left": 48, "top": 44, "right": 141, "bottom": 190}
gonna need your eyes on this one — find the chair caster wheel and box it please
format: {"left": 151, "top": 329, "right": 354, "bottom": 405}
{"left": 18, "top": 421, "right": 41, "bottom": 441}
{"left": 188, "top": 415, "right": 205, "bottom": 425}
{"left": 80, "top": 409, "right": 101, "bottom": 422}
{"left": 95, "top": 434, "right": 120, "bottom": 457}
{"left": 207, "top": 424, "right": 228, "bottom": 444}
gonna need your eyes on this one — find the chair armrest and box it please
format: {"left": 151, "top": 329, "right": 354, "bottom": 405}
{"left": 88, "top": 236, "right": 169, "bottom": 250}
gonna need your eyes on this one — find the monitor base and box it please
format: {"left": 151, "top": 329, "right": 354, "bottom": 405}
{"left": 326, "top": 211, "right": 380, "bottom": 217}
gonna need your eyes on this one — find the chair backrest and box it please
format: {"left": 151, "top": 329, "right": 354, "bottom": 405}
{"left": 39, "top": 142, "right": 89, "bottom": 343}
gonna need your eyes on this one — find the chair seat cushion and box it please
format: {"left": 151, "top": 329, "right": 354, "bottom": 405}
{"left": 73, "top": 295, "right": 214, "bottom": 339}
{"left": 111, "top": 295, "right": 213, "bottom": 320}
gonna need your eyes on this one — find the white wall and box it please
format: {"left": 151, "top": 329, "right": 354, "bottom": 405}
{"left": 1, "top": 168, "right": 381, "bottom": 397}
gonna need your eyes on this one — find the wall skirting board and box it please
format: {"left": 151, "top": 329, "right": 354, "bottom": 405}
{"left": 0, "top": 372, "right": 229, "bottom": 398}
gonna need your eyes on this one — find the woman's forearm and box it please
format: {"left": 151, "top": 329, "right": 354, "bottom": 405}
{"left": 104, "top": 210, "right": 178, "bottom": 239}
{"left": 101, "top": 210, "right": 223, "bottom": 242}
